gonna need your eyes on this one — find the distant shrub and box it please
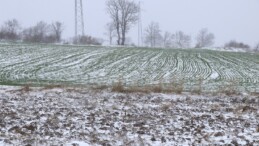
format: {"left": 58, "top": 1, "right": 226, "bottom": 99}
{"left": 219, "top": 80, "right": 239, "bottom": 96}
{"left": 171, "top": 78, "right": 184, "bottom": 94}
{"left": 254, "top": 43, "right": 259, "bottom": 52}
{"left": 20, "top": 84, "right": 31, "bottom": 93}
{"left": 152, "top": 85, "right": 163, "bottom": 93}
{"left": 0, "top": 19, "right": 21, "bottom": 41}
{"left": 112, "top": 78, "right": 125, "bottom": 92}
{"left": 191, "top": 78, "right": 203, "bottom": 95}
{"left": 224, "top": 40, "right": 250, "bottom": 49}
{"left": 73, "top": 35, "right": 102, "bottom": 45}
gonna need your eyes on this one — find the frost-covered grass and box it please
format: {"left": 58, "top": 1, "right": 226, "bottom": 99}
{"left": 0, "top": 43, "right": 258, "bottom": 93}
{"left": 0, "top": 86, "right": 259, "bottom": 145}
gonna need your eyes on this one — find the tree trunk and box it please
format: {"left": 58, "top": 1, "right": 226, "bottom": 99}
{"left": 121, "top": 25, "right": 126, "bottom": 45}
{"left": 116, "top": 21, "right": 121, "bottom": 45}
{"left": 109, "top": 35, "right": 112, "bottom": 45}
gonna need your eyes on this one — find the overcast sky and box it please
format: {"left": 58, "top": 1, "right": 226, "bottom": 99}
{"left": 0, "top": 0, "right": 259, "bottom": 46}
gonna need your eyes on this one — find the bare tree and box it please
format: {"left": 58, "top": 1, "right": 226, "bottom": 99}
{"left": 51, "top": 21, "right": 64, "bottom": 43}
{"left": 0, "top": 19, "right": 21, "bottom": 41}
{"left": 22, "top": 21, "right": 52, "bottom": 43}
{"left": 33, "top": 21, "right": 49, "bottom": 42}
{"left": 195, "top": 28, "right": 215, "bottom": 48}
{"left": 172, "top": 31, "right": 191, "bottom": 48}
{"left": 162, "top": 31, "right": 173, "bottom": 48}
{"left": 104, "top": 22, "right": 116, "bottom": 45}
{"left": 144, "top": 22, "right": 162, "bottom": 47}
{"left": 106, "top": 0, "right": 139, "bottom": 45}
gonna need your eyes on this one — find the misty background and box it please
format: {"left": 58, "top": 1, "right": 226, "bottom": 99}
{"left": 0, "top": 0, "right": 259, "bottom": 46}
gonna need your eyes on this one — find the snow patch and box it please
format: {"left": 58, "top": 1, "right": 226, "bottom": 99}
{"left": 210, "top": 72, "right": 219, "bottom": 79}
{"left": 66, "top": 141, "right": 90, "bottom": 146}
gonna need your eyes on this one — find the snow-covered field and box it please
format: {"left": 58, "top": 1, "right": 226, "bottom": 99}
{"left": 0, "top": 86, "right": 259, "bottom": 146}
{"left": 0, "top": 43, "right": 258, "bottom": 93}
{"left": 0, "top": 43, "right": 259, "bottom": 145}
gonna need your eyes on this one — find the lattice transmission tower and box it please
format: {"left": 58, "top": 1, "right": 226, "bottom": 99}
{"left": 75, "top": 0, "right": 85, "bottom": 40}
{"left": 138, "top": 1, "right": 143, "bottom": 47}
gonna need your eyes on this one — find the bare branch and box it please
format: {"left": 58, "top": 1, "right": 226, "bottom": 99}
{"left": 172, "top": 31, "right": 191, "bottom": 48}
{"left": 144, "top": 22, "right": 162, "bottom": 47}
{"left": 106, "top": 0, "right": 139, "bottom": 45}
{"left": 195, "top": 28, "right": 215, "bottom": 48}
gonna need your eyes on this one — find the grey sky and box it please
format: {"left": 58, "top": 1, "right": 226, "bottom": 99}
{"left": 0, "top": 0, "right": 259, "bottom": 47}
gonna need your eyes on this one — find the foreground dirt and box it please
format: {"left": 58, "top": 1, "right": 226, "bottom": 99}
{"left": 0, "top": 86, "right": 259, "bottom": 146}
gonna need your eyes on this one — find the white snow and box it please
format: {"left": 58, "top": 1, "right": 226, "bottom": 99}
{"left": 66, "top": 141, "right": 91, "bottom": 146}
{"left": 203, "top": 47, "right": 247, "bottom": 52}
{"left": 0, "top": 85, "right": 258, "bottom": 145}
{"left": 210, "top": 72, "right": 219, "bottom": 79}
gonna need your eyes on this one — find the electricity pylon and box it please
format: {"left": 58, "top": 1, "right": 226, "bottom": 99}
{"left": 138, "top": 1, "right": 143, "bottom": 47}
{"left": 75, "top": 0, "right": 85, "bottom": 41}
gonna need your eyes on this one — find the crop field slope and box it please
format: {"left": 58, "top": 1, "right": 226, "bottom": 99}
{"left": 0, "top": 44, "right": 258, "bottom": 92}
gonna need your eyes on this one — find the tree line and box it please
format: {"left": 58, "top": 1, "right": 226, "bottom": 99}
{"left": 105, "top": 0, "right": 258, "bottom": 51}
{"left": 143, "top": 22, "right": 214, "bottom": 48}
{"left": 0, "top": 19, "right": 101, "bottom": 45}
{"left": 0, "top": 0, "right": 258, "bottom": 51}
{"left": 0, "top": 20, "right": 63, "bottom": 43}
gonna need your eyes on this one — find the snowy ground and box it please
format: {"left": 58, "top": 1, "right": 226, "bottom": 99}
{"left": 0, "top": 85, "right": 259, "bottom": 146}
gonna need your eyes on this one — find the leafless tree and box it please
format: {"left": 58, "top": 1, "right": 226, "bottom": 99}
{"left": 106, "top": 0, "right": 140, "bottom": 45}
{"left": 144, "top": 22, "right": 162, "bottom": 47}
{"left": 104, "top": 22, "right": 116, "bottom": 45}
{"left": 162, "top": 31, "right": 173, "bottom": 48}
{"left": 172, "top": 31, "right": 191, "bottom": 48}
{"left": 51, "top": 21, "right": 64, "bottom": 43}
{"left": 0, "top": 19, "right": 21, "bottom": 41}
{"left": 22, "top": 21, "right": 53, "bottom": 43}
{"left": 195, "top": 28, "right": 215, "bottom": 48}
